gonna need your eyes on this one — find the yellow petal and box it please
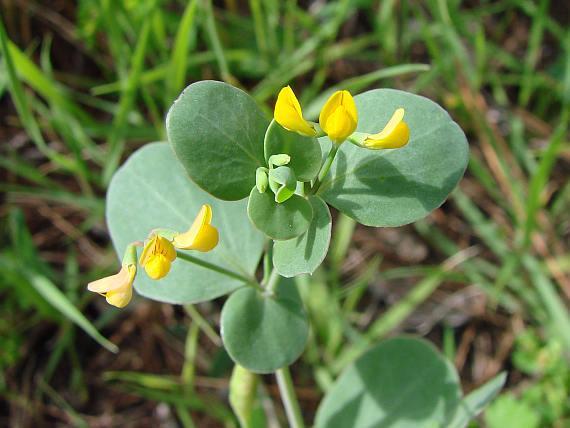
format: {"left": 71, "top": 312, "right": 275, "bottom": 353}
{"left": 105, "top": 285, "right": 133, "bottom": 308}
{"left": 319, "top": 90, "right": 357, "bottom": 142}
{"left": 144, "top": 254, "right": 172, "bottom": 280}
{"left": 138, "top": 235, "right": 157, "bottom": 266}
{"left": 173, "top": 204, "right": 219, "bottom": 252}
{"left": 156, "top": 235, "right": 177, "bottom": 261}
{"left": 139, "top": 235, "right": 176, "bottom": 266}
{"left": 274, "top": 86, "right": 317, "bottom": 137}
{"left": 139, "top": 234, "right": 176, "bottom": 280}
{"left": 364, "top": 108, "right": 410, "bottom": 149}
{"left": 88, "top": 264, "right": 135, "bottom": 308}
{"left": 88, "top": 265, "right": 131, "bottom": 293}
{"left": 323, "top": 105, "right": 357, "bottom": 141}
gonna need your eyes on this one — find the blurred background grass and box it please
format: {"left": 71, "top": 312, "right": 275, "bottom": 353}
{"left": 0, "top": 0, "right": 569, "bottom": 426}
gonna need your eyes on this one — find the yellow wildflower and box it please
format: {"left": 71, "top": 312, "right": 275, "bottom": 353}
{"left": 274, "top": 86, "right": 317, "bottom": 137}
{"left": 319, "top": 90, "right": 358, "bottom": 142}
{"left": 173, "top": 204, "right": 219, "bottom": 252}
{"left": 139, "top": 235, "right": 176, "bottom": 280}
{"left": 87, "top": 243, "right": 138, "bottom": 308}
{"left": 363, "top": 108, "right": 410, "bottom": 149}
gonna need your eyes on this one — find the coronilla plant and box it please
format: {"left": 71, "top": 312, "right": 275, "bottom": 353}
{"left": 88, "top": 81, "right": 505, "bottom": 427}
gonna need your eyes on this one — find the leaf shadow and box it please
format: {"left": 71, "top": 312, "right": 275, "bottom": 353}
{"left": 322, "top": 149, "right": 463, "bottom": 215}
{"left": 318, "top": 342, "right": 461, "bottom": 427}
{"left": 300, "top": 199, "right": 329, "bottom": 260}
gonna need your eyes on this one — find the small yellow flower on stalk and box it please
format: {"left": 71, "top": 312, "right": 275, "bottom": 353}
{"left": 87, "top": 243, "right": 138, "bottom": 308}
{"left": 139, "top": 234, "right": 177, "bottom": 280}
{"left": 173, "top": 204, "right": 219, "bottom": 252}
{"left": 319, "top": 90, "right": 358, "bottom": 143}
{"left": 274, "top": 86, "right": 317, "bottom": 137}
{"left": 363, "top": 108, "right": 410, "bottom": 149}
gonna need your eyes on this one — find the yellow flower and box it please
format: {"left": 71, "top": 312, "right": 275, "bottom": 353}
{"left": 173, "top": 204, "right": 219, "bottom": 252}
{"left": 274, "top": 86, "right": 317, "bottom": 137}
{"left": 319, "top": 90, "right": 358, "bottom": 142}
{"left": 139, "top": 235, "right": 177, "bottom": 280}
{"left": 363, "top": 108, "right": 410, "bottom": 149}
{"left": 87, "top": 265, "right": 135, "bottom": 308}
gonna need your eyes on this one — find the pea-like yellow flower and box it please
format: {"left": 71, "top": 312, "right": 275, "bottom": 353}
{"left": 274, "top": 86, "right": 317, "bottom": 137}
{"left": 173, "top": 204, "right": 219, "bottom": 252}
{"left": 87, "top": 243, "right": 138, "bottom": 308}
{"left": 88, "top": 265, "right": 135, "bottom": 308}
{"left": 363, "top": 108, "right": 410, "bottom": 149}
{"left": 139, "top": 234, "right": 177, "bottom": 280}
{"left": 319, "top": 90, "right": 358, "bottom": 143}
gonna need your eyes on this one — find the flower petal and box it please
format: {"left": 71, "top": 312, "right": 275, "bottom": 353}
{"left": 87, "top": 265, "right": 131, "bottom": 293}
{"left": 105, "top": 284, "right": 133, "bottom": 308}
{"left": 144, "top": 254, "right": 172, "bottom": 280}
{"left": 319, "top": 90, "right": 357, "bottom": 141}
{"left": 274, "top": 86, "right": 316, "bottom": 136}
{"left": 139, "top": 235, "right": 158, "bottom": 267}
{"left": 323, "top": 105, "right": 357, "bottom": 141}
{"left": 364, "top": 108, "right": 410, "bottom": 149}
{"left": 173, "top": 204, "right": 219, "bottom": 252}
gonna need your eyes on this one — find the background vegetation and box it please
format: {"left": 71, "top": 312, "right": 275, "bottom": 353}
{"left": 0, "top": 0, "right": 568, "bottom": 426}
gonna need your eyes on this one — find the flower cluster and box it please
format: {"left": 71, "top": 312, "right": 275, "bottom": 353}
{"left": 274, "top": 86, "right": 410, "bottom": 149}
{"left": 87, "top": 204, "right": 219, "bottom": 308}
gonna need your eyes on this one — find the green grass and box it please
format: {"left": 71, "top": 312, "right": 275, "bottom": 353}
{"left": 1, "top": 0, "right": 569, "bottom": 426}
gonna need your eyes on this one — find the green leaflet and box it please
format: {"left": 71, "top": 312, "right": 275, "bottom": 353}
{"left": 106, "top": 143, "right": 264, "bottom": 304}
{"left": 167, "top": 80, "right": 268, "bottom": 201}
{"left": 221, "top": 277, "right": 309, "bottom": 373}
{"left": 318, "top": 89, "right": 469, "bottom": 227}
{"left": 273, "top": 196, "right": 332, "bottom": 277}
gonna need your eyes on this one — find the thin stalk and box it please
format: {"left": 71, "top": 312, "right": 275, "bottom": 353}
{"left": 264, "top": 267, "right": 280, "bottom": 295}
{"left": 275, "top": 367, "right": 305, "bottom": 428}
{"left": 176, "top": 251, "right": 259, "bottom": 288}
{"left": 311, "top": 144, "right": 340, "bottom": 194}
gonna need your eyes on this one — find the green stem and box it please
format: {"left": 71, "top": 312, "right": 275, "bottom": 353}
{"left": 176, "top": 251, "right": 259, "bottom": 289}
{"left": 264, "top": 268, "right": 280, "bottom": 295}
{"left": 312, "top": 143, "right": 340, "bottom": 194}
{"left": 275, "top": 366, "right": 305, "bottom": 428}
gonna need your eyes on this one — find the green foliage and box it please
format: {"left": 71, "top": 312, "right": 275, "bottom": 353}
{"left": 264, "top": 120, "right": 322, "bottom": 181}
{"left": 448, "top": 373, "right": 507, "bottom": 428}
{"left": 273, "top": 196, "right": 332, "bottom": 277}
{"left": 485, "top": 395, "right": 540, "bottom": 428}
{"left": 505, "top": 330, "right": 570, "bottom": 426}
{"left": 229, "top": 364, "right": 259, "bottom": 428}
{"left": 166, "top": 81, "right": 268, "bottom": 200}
{"left": 2, "top": 0, "right": 568, "bottom": 425}
{"left": 220, "top": 278, "right": 309, "bottom": 373}
{"left": 315, "top": 337, "right": 462, "bottom": 428}
{"left": 318, "top": 89, "right": 469, "bottom": 227}
{"left": 316, "top": 337, "right": 506, "bottom": 428}
{"left": 107, "top": 143, "right": 264, "bottom": 304}
{"left": 247, "top": 188, "right": 313, "bottom": 240}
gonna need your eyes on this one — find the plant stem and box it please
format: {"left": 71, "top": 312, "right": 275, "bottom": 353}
{"left": 312, "top": 143, "right": 340, "bottom": 194}
{"left": 176, "top": 251, "right": 258, "bottom": 288}
{"left": 263, "top": 267, "right": 281, "bottom": 296}
{"left": 275, "top": 366, "right": 305, "bottom": 428}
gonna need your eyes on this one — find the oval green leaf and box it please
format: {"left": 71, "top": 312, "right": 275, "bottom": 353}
{"left": 315, "top": 337, "right": 462, "bottom": 428}
{"left": 247, "top": 187, "right": 313, "bottom": 240}
{"left": 273, "top": 196, "right": 332, "bottom": 277}
{"left": 167, "top": 80, "right": 268, "bottom": 200}
{"left": 107, "top": 143, "right": 265, "bottom": 304}
{"left": 318, "top": 89, "right": 469, "bottom": 227}
{"left": 264, "top": 120, "right": 322, "bottom": 181}
{"left": 221, "top": 278, "right": 309, "bottom": 373}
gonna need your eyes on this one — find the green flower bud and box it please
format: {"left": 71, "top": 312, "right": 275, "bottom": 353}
{"left": 268, "top": 153, "right": 291, "bottom": 168}
{"left": 255, "top": 167, "right": 269, "bottom": 193}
